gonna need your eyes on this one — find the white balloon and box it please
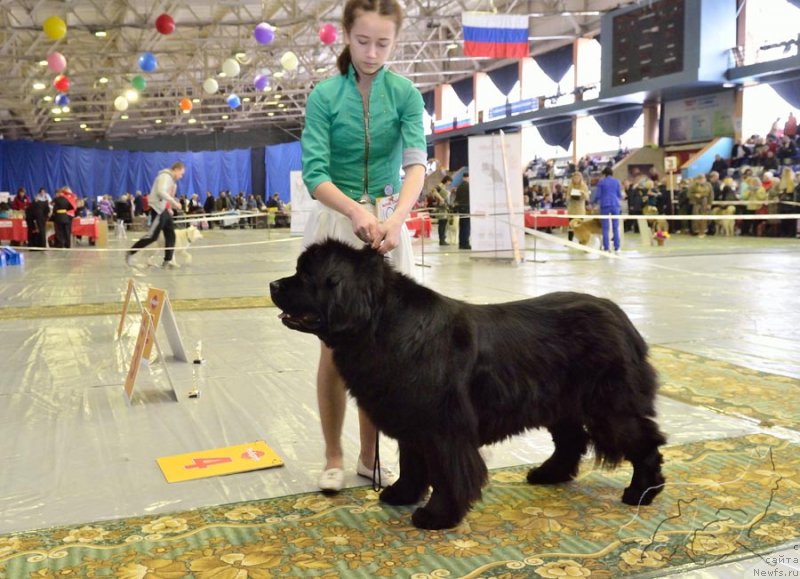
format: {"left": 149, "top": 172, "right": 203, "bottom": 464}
{"left": 280, "top": 51, "right": 299, "bottom": 72}
{"left": 203, "top": 77, "right": 219, "bottom": 94}
{"left": 222, "top": 58, "right": 240, "bottom": 77}
{"left": 114, "top": 96, "right": 129, "bottom": 112}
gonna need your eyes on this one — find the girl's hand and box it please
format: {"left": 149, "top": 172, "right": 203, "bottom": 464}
{"left": 351, "top": 208, "right": 380, "bottom": 245}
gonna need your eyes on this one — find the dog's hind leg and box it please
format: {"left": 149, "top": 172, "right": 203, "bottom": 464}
{"left": 380, "top": 440, "right": 429, "bottom": 506}
{"left": 620, "top": 417, "right": 666, "bottom": 506}
{"left": 527, "top": 420, "right": 589, "bottom": 485}
{"left": 411, "top": 440, "right": 486, "bottom": 530}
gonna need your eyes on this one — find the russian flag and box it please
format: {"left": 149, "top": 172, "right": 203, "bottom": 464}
{"left": 462, "top": 12, "right": 529, "bottom": 59}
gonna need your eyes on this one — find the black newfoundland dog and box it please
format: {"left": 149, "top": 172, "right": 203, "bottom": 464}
{"left": 270, "top": 239, "right": 666, "bottom": 530}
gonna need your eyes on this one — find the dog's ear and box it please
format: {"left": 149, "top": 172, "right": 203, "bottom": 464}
{"left": 324, "top": 248, "right": 385, "bottom": 338}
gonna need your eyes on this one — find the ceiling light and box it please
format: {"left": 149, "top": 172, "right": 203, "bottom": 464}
{"left": 120, "top": 114, "right": 129, "bottom": 119}
{"left": 38, "top": 60, "right": 48, "bottom": 67}
{"left": 43, "top": 96, "right": 53, "bottom": 102}
{"left": 445, "top": 43, "right": 458, "bottom": 51}
{"left": 266, "top": 100, "right": 278, "bottom": 106}
{"left": 243, "top": 97, "right": 251, "bottom": 102}
{"left": 155, "top": 119, "right": 162, "bottom": 124}
{"left": 218, "top": 72, "right": 227, "bottom": 78}
{"left": 235, "top": 52, "right": 247, "bottom": 60}
{"left": 125, "top": 89, "right": 139, "bottom": 103}
{"left": 61, "top": 106, "right": 70, "bottom": 113}
{"left": 182, "top": 109, "right": 190, "bottom": 114}
{"left": 192, "top": 98, "right": 200, "bottom": 103}
{"left": 274, "top": 93, "right": 282, "bottom": 99}
{"left": 94, "top": 30, "right": 107, "bottom": 38}
{"left": 264, "top": 86, "right": 272, "bottom": 92}
{"left": 315, "top": 66, "right": 329, "bottom": 73}
{"left": 278, "top": 103, "right": 285, "bottom": 108}
{"left": 33, "top": 82, "right": 46, "bottom": 90}
{"left": 80, "top": 123, "right": 87, "bottom": 129}
{"left": 54, "top": 118, "right": 62, "bottom": 122}
{"left": 99, "top": 77, "right": 109, "bottom": 84}
{"left": 52, "top": 107, "right": 62, "bottom": 114}
{"left": 221, "top": 114, "right": 229, "bottom": 120}
{"left": 188, "top": 118, "right": 197, "bottom": 124}
{"left": 268, "top": 112, "right": 275, "bottom": 117}
{"left": 273, "top": 71, "right": 285, "bottom": 79}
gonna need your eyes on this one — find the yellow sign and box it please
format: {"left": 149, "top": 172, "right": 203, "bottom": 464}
{"left": 156, "top": 441, "right": 283, "bottom": 483}
{"left": 124, "top": 310, "right": 152, "bottom": 402}
{"left": 117, "top": 278, "right": 135, "bottom": 339}
{"left": 142, "top": 287, "right": 167, "bottom": 359}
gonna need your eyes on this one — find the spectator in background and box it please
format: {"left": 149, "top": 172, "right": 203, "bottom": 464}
{"left": 25, "top": 197, "right": 50, "bottom": 248}
{"left": 189, "top": 193, "right": 203, "bottom": 214}
{"left": 453, "top": 170, "right": 471, "bottom": 249}
{"left": 52, "top": 187, "right": 76, "bottom": 248}
{"left": 0, "top": 202, "right": 10, "bottom": 218}
{"left": 11, "top": 188, "right": 29, "bottom": 211}
{"left": 784, "top": 111, "right": 797, "bottom": 139}
{"left": 266, "top": 193, "right": 283, "bottom": 210}
{"left": 688, "top": 174, "right": 713, "bottom": 237}
{"left": 710, "top": 155, "right": 729, "bottom": 177}
{"left": 133, "top": 191, "right": 144, "bottom": 216}
{"left": 115, "top": 193, "right": 133, "bottom": 225}
{"left": 35, "top": 187, "right": 52, "bottom": 205}
{"left": 591, "top": 166, "right": 623, "bottom": 252}
{"left": 97, "top": 195, "right": 114, "bottom": 220}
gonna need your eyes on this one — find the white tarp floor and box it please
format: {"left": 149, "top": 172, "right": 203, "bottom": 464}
{"left": 1, "top": 224, "right": 798, "bottom": 578}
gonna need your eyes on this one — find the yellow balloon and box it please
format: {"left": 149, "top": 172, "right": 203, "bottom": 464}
{"left": 43, "top": 16, "right": 67, "bottom": 40}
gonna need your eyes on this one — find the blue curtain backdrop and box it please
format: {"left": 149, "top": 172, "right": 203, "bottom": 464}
{"left": 0, "top": 140, "right": 251, "bottom": 202}
{"left": 536, "top": 44, "right": 573, "bottom": 84}
{"left": 487, "top": 62, "right": 519, "bottom": 96}
{"left": 265, "top": 141, "right": 302, "bottom": 202}
{"left": 769, "top": 76, "right": 800, "bottom": 110}
{"left": 593, "top": 105, "right": 643, "bottom": 137}
{"left": 451, "top": 77, "right": 474, "bottom": 108}
{"left": 536, "top": 118, "right": 573, "bottom": 150}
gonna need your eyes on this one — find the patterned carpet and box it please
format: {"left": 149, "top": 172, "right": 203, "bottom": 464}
{"left": 652, "top": 346, "right": 800, "bottom": 430}
{"left": 1, "top": 434, "right": 798, "bottom": 578}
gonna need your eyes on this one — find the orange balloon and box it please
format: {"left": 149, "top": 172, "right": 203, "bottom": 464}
{"left": 179, "top": 98, "right": 192, "bottom": 112}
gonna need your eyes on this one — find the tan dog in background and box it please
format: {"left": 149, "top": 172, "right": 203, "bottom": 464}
{"left": 712, "top": 206, "right": 736, "bottom": 236}
{"left": 569, "top": 218, "right": 602, "bottom": 246}
{"left": 643, "top": 206, "right": 669, "bottom": 236}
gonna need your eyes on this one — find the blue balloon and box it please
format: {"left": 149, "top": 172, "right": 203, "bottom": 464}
{"left": 227, "top": 94, "right": 241, "bottom": 109}
{"left": 138, "top": 52, "right": 158, "bottom": 72}
{"left": 55, "top": 93, "right": 70, "bottom": 106}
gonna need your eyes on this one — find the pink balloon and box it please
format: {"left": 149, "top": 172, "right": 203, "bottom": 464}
{"left": 47, "top": 52, "right": 67, "bottom": 73}
{"left": 319, "top": 23, "right": 337, "bottom": 45}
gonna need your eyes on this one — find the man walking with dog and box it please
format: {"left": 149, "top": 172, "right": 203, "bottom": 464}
{"left": 125, "top": 161, "right": 185, "bottom": 268}
{"left": 592, "top": 166, "right": 623, "bottom": 252}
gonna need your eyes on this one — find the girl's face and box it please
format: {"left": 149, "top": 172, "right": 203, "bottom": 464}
{"left": 345, "top": 10, "right": 397, "bottom": 79}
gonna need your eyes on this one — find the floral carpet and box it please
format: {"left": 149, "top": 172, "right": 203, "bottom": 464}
{"left": 2, "top": 433, "right": 799, "bottom": 578}
{"left": 651, "top": 346, "right": 800, "bottom": 430}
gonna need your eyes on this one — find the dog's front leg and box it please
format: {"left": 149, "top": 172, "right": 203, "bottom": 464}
{"left": 379, "top": 440, "right": 428, "bottom": 506}
{"left": 411, "top": 440, "right": 487, "bottom": 530}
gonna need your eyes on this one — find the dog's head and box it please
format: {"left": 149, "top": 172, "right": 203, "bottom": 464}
{"left": 269, "top": 239, "right": 387, "bottom": 345}
{"left": 187, "top": 225, "right": 203, "bottom": 242}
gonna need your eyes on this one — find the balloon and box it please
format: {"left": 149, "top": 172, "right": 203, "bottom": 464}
{"left": 155, "top": 13, "right": 175, "bottom": 35}
{"left": 319, "top": 23, "right": 337, "bottom": 45}
{"left": 47, "top": 52, "right": 67, "bottom": 73}
{"left": 114, "top": 96, "right": 129, "bottom": 112}
{"left": 55, "top": 93, "right": 70, "bottom": 106}
{"left": 138, "top": 52, "right": 157, "bottom": 72}
{"left": 179, "top": 98, "right": 193, "bottom": 112}
{"left": 280, "top": 51, "right": 299, "bottom": 72}
{"left": 253, "top": 73, "right": 269, "bottom": 91}
{"left": 131, "top": 75, "right": 146, "bottom": 92}
{"left": 222, "top": 58, "right": 240, "bottom": 77}
{"left": 227, "top": 94, "right": 241, "bottom": 109}
{"left": 43, "top": 16, "right": 67, "bottom": 40}
{"left": 53, "top": 74, "right": 69, "bottom": 92}
{"left": 253, "top": 22, "right": 275, "bottom": 45}
{"left": 203, "top": 77, "right": 219, "bottom": 94}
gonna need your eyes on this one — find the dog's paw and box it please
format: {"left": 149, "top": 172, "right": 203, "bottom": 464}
{"left": 622, "top": 475, "right": 665, "bottom": 506}
{"left": 526, "top": 464, "right": 576, "bottom": 485}
{"left": 379, "top": 481, "right": 426, "bottom": 506}
{"left": 411, "top": 506, "right": 461, "bottom": 530}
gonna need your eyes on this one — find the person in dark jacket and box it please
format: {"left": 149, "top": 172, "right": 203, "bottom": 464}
{"left": 25, "top": 200, "right": 50, "bottom": 248}
{"left": 52, "top": 187, "right": 76, "bottom": 248}
{"left": 452, "top": 170, "right": 471, "bottom": 249}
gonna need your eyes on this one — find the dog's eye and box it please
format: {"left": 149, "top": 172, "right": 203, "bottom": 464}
{"left": 325, "top": 275, "right": 340, "bottom": 289}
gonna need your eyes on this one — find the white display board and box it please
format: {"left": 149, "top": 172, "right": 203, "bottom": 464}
{"left": 662, "top": 90, "right": 735, "bottom": 145}
{"left": 290, "top": 170, "right": 316, "bottom": 236}
{"left": 468, "top": 133, "right": 525, "bottom": 254}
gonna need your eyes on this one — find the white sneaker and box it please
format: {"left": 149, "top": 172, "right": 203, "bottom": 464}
{"left": 318, "top": 467, "right": 344, "bottom": 493}
{"left": 162, "top": 260, "right": 180, "bottom": 269}
{"left": 356, "top": 460, "right": 397, "bottom": 486}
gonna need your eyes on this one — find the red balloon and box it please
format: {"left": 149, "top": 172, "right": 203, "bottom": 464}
{"left": 53, "top": 74, "right": 70, "bottom": 92}
{"left": 155, "top": 13, "right": 175, "bottom": 35}
{"left": 319, "top": 23, "right": 337, "bottom": 45}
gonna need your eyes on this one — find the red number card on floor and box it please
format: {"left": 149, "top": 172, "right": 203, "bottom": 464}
{"left": 157, "top": 441, "right": 283, "bottom": 483}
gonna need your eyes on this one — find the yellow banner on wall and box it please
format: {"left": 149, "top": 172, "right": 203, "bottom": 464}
{"left": 157, "top": 441, "right": 283, "bottom": 483}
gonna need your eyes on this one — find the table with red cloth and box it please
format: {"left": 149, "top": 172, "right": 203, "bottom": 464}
{"left": 524, "top": 209, "right": 569, "bottom": 229}
{"left": 406, "top": 211, "right": 432, "bottom": 238}
{"left": 0, "top": 218, "right": 28, "bottom": 243}
{"left": 72, "top": 216, "right": 99, "bottom": 241}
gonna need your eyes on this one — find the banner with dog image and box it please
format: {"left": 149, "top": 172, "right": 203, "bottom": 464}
{"left": 468, "top": 133, "right": 525, "bottom": 254}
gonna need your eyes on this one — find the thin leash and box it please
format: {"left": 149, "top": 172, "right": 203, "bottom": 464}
{"left": 371, "top": 430, "right": 382, "bottom": 492}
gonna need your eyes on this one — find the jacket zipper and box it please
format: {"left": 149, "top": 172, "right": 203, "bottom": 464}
{"left": 363, "top": 88, "right": 371, "bottom": 199}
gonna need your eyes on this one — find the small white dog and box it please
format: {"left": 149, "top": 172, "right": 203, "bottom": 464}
{"left": 148, "top": 225, "right": 203, "bottom": 266}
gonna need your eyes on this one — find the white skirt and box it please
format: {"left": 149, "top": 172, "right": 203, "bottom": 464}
{"left": 302, "top": 202, "right": 414, "bottom": 277}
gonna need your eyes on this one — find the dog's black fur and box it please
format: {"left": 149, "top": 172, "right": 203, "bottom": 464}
{"left": 270, "top": 239, "right": 666, "bottom": 530}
